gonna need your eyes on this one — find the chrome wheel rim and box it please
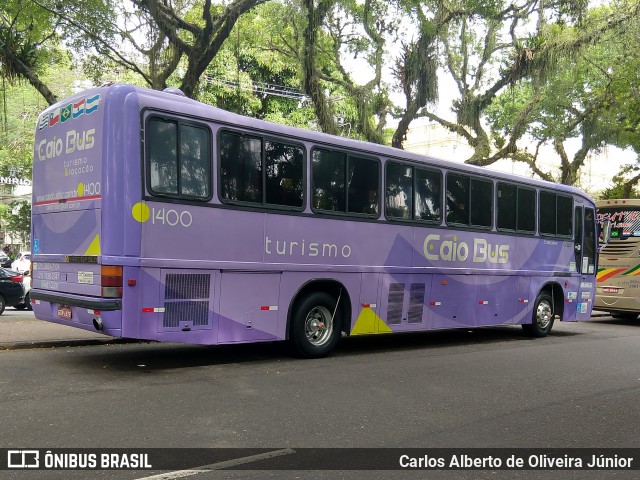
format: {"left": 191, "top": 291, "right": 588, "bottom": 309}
{"left": 305, "top": 306, "right": 333, "bottom": 347}
{"left": 536, "top": 300, "right": 553, "bottom": 329}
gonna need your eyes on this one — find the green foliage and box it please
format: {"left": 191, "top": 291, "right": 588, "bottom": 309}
{"left": 0, "top": 200, "right": 31, "bottom": 245}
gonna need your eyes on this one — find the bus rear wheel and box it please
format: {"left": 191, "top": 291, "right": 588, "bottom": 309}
{"left": 523, "top": 291, "right": 554, "bottom": 337}
{"left": 290, "top": 292, "right": 342, "bottom": 358}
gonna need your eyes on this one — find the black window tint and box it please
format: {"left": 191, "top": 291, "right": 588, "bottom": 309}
{"left": 470, "top": 179, "right": 492, "bottom": 227}
{"left": 347, "top": 156, "right": 379, "bottom": 215}
{"left": 313, "top": 149, "right": 345, "bottom": 212}
{"left": 180, "top": 124, "right": 210, "bottom": 198}
{"left": 386, "top": 162, "right": 413, "bottom": 219}
{"left": 497, "top": 183, "right": 516, "bottom": 230}
{"left": 149, "top": 119, "right": 178, "bottom": 195}
{"left": 220, "top": 132, "right": 262, "bottom": 203}
{"left": 557, "top": 195, "right": 573, "bottom": 236}
{"left": 539, "top": 191, "right": 556, "bottom": 235}
{"left": 583, "top": 208, "right": 596, "bottom": 274}
{"left": 446, "top": 173, "right": 469, "bottom": 225}
{"left": 574, "top": 206, "right": 583, "bottom": 273}
{"left": 415, "top": 168, "right": 441, "bottom": 222}
{"left": 265, "top": 141, "right": 304, "bottom": 207}
{"left": 517, "top": 188, "right": 536, "bottom": 232}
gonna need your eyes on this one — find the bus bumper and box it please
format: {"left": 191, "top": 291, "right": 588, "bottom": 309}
{"left": 30, "top": 289, "right": 122, "bottom": 337}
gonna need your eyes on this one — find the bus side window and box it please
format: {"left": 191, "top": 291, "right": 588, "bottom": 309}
{"left": 148, "top": 118, "right": 179, "bottom": 195}
{"left": 347, "top": 156, "right": 379, "bottom": 215}
{"left": 265, "top": 141, "right": 304, "bottom": 208}
{"left": 446, "top": 173, "right": 469, "bottom": 225}
{"left": 312, "top": 149, "right": 346, "bottom": 212}
{"left": 517, "top": 188, "right": 536, "bottom": 232}
{"left": 497, "top": 183, "right": 517, "bottom": 230}
{"left": 470, "top": 178, "right": 492, "bottom": 228}
{"left": 385, "top": 162, "right": 413, "bottom": 220}
{"left": 415, "top": 168, "right": 441, "bottom": 223}
{"left": 180, "top": 124, "right": 211, "bottom": 198}
{"left": 220, "top": 132, "right": 262, "bottom": 203}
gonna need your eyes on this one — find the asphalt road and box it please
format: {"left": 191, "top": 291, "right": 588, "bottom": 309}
{"left": 1, "top": 313, "right": 640, "bottom": 479}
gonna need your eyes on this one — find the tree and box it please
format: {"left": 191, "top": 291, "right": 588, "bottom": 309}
{"left": 199, "top": 1, "right": 313, "bottom": 124}
{"left": 486, "top": 0, "right": 640, "bottom": 185}
{"left": 0, "top": 0, "right": 64, "bottom": 104}
{"left": 415, "top": 0, "right": 640, "bottom": 185}
{"left": 0, "top": 200, "right": 31, "bottom": 246}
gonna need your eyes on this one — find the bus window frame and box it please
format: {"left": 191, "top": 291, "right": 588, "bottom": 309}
{"left": 496, "top": 182, "right": 537, "bottom": 235}
{"left": 145, "top": 114, "right": 214, "bottom": 203}
{"left": 384, "top": 160, "right": 443, "bottom": 225}
{"left": 539, "top": 190, "right": 573, "bottom": 239}
{"left": 217, "top": 128, "right": 307, "bottom": 212}
{"left": 445, "top": 171, "right": 493, "bottom": 230}
{"left": 310, "top": 145, "right": 381, "bottom": 219}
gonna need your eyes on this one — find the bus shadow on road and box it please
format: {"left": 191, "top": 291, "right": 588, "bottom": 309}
{"left": 336, "top": 325, "right": 579, "bottom": 356}
{"left": 588, "top": 317, "right": 640, "bottom": 327}
{"left": 59, "top": 325, "right": 580, "bottom": 373}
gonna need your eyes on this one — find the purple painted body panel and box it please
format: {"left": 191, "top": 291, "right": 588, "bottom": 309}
{"left": 31, "top": 84, "right": 597, "bottom": 347}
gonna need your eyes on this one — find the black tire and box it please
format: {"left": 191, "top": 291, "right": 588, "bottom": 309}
{"left": 0, "top": 295, "right": 5, "bottom": 316}
{"left": 290, "top": 291, "right": 342, "bottom": 358}
{"left": 14, "top": 292, "right": 32, "bottom": 311}
{"left": 522, "top": 291, "right": 554, "bottom": 337}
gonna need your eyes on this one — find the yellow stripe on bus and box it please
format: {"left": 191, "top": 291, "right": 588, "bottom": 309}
{"left": 351, "top": 307, "right": 393, "bottom": 335}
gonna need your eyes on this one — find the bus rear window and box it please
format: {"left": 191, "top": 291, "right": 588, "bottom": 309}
{"left": 147, "top": 117, "right": 211, "bottom": 200}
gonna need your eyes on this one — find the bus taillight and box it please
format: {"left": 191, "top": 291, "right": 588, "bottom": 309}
{"left": 101, "top": 265, "right": 122, "bottom": 298}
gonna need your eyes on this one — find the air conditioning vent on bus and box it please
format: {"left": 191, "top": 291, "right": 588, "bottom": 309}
{"left": 163, "top": 301, "right": 210, "bottom": 328}
{"left": 163, "top": 273, "right": 211, "bottom": 329}
{"left": 408, "top": 283, "right": 426, "bottom": 324}
{"left": 387, "top": 283, "right": 404, "bottom": 325}
{"left": 165, "top": 273, "right": 211, "bottom": 300}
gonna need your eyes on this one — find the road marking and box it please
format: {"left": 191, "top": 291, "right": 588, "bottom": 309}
{"left": 134, "top": 449, "right": 296, "bottom": 480}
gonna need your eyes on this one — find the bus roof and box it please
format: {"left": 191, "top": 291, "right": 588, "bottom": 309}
{"left": 42, "top": 83, "right": 594, "bottom": 203}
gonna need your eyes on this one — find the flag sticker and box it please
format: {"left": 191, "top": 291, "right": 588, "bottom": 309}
{"left": 38, "top": 114, "right": 49, "bottom": 130}
{"left": 49, "top": 107, "right": 61, "bottom": 126}
{"left": 61, "top": 104, "right": 72, "bottom": 123}
{"left": 85, "top": 94, "right": 100, "bottom": 114}
{"left": 72, "top": 99, "right": 85, "bottom": 118}
{"left": 38, "top": 93, "right": 101, "bottom": 130}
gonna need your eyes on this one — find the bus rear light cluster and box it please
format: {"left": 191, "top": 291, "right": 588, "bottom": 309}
{"left": 101, "top": 265, "right": 122, "bottom": 298}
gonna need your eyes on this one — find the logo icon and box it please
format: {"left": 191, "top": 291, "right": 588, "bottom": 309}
{"left": 8, "top": 450, "right": 40, "bottom": 468}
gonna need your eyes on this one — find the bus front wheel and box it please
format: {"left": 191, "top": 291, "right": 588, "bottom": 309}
{"left": 523, "top": 292, "right": 554, "bottom": 337}
{"left": 290, "top": 292, "right": 342, "bottom": 358}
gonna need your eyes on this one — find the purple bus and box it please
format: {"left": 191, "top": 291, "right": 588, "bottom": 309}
{"left": 31, "top": 84, "right": 598, "bottom": 358}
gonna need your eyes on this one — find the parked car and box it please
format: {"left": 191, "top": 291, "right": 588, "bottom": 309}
{"left": 11, "top": 251, "right": 31, "bottom": 274}
{"left": 15, "top": 272, "right": 31, "bottom": 311}
{"left": 0, "top": 268, "right": 25, "bottom": 315}
{"left": 0, "top": 251, "right": 11, "bottom": 268}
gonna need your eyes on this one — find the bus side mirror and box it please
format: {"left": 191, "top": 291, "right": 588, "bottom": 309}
{"left": 599, "top": 220, "right": 612, "bottom": 250}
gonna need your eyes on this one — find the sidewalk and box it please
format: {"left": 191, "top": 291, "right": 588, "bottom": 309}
{"left": 0, "top": 311, "right": 128, "bottom": 350}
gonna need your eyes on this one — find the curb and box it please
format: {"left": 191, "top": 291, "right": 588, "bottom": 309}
{"left": 0, "top": 338, "right": 141, "bottom": 351}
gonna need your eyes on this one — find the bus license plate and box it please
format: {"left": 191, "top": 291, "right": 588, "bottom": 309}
{"left": 57, "top": 306, "right": 72, "bottom": 319}
{"left": 602, "top": 287, "right": 619, "bottom": 294}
